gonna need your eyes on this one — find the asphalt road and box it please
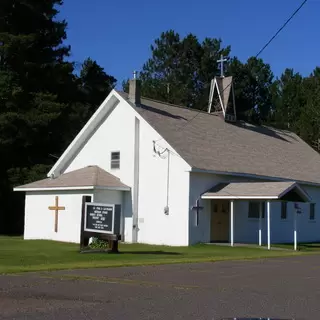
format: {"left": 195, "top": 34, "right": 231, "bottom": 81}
{"left": 1, "top": 255, "right": 320, "bottom": 320}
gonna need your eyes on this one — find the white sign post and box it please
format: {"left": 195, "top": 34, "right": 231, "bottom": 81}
{"left": 294, "top": 203, "right": 302, "bottom": 251}
{"left": 294, "top": 211, "right": 297, "bottom": 251}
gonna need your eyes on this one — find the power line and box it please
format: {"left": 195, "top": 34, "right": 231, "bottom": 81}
{"left": 255, "top": 0, "right": 307, "bottom": 58}
{"left": 155, "top": 0, "right": 308, "bottom": 143}
{"left": 183, "top": 0, "right": 307, "bottom": 131}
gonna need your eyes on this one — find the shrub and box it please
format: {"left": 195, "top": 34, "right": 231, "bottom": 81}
{"left": 89, "top": 237, "right": 109, "bottom": 249}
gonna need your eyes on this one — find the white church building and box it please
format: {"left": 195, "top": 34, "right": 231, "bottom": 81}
{"left": 14, "top": 74, "right": 320, "bottom": 248}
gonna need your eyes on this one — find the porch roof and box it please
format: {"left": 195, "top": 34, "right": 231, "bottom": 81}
{"left": 201, "top": 181, "right": 311, "bottom": 202}
{"left": 13, "top": 165, "right": 130, "bottom": 192}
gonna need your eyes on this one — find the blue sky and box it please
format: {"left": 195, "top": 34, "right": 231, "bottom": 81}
{"left": 59, "top": 0, "right": 319, "bottom": 88}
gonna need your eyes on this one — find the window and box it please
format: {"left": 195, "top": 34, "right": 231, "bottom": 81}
{"left": 310, "top": 203, "right": 316, "bottom": 220}
{"left": 281, "top": 202, "right": 287, "bottom": 220}
{"left": 111, "top": 151, "right": 120, "bottom": 169}
{"left": 248, "top": 202, "right": 265, "bottom": 219}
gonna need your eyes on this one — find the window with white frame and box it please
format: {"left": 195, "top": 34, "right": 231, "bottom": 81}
{"left": 110, "top": 151, "right": 120, "bottom": 169}
{"left": 248, "top": 201, "right": 265, "bottom": 219}
{"left": 310, "top": 203, "right": 316, "bottom": 220}
{"left": 281, "top": 202, "right": 287, "bottom": 220}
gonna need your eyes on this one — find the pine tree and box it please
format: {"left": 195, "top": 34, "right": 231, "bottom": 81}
{"left": 270, "top": 68, "right": 304, "bottom": 130}
{"left": 227, "top": 57, "right": 274, "bottom": 123}
{"left": 123, "top": 30, "right": 230, "bottom": 109}
{"left": 0, "top": 0, "right": 75, "bottom": 233}
{"left": 63, "top": 58, "right": 117, "bottom": 147}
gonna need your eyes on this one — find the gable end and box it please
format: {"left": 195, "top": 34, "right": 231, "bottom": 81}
{"left": 48, "top": 92, "right": 120, "bottom": 178}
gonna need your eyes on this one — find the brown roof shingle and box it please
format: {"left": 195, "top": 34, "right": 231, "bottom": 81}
{"left": 118, "top": 91, "right": 320, "bottom": 184}
{"left": 202, "top": 181, "right": 311, "bottom": 201}
{"left": 203, "top": 181, "right": 297, "bottom": 197}
{"left": 14, "top": 166, "right": 130, "bottom": 190}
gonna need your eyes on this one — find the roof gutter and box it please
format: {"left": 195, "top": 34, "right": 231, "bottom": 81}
{"left": 190, "top": 168, "right": 320, "bottom": 188}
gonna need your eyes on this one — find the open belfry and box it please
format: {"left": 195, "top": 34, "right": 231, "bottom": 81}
{"left": 208, "top": 55, "right": 237, "bottom": 122}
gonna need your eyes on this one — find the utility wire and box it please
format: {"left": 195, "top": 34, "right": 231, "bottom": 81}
{"left": 154, "top": 0, "right": 308, "bottom": 143}
{"left": 255, "top": 0, "right": 307, "bottom": 58}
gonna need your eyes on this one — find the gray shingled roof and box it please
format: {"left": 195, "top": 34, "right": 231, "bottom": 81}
{"left": 14, "top": 166, "right": 130, "bottom": 190}
{"left": 118, "top": 91, "right": 320, "bottom": 184}
{"left": 201, "top": 181, "right": 310, "bottom": 202}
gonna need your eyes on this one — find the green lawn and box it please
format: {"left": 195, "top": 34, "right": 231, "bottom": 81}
{"left": 272, "top": 242, "right": 320, "bottom": 252}
{"left": 0, "top": 236, "right": 310, "bottom": 274}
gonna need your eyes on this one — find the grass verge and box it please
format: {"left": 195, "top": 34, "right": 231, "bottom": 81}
{"left": 0, "top": 236, "right": 310, "bottom": 274}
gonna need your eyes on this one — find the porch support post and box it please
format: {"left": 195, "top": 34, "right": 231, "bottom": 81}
{"left": 294, "top": 210, "right": 297, "bottom": 251}
{"left": 230, "top": 200, "right": 234, "bottom": 246}
{"left": 267, "top": 201, "right": 271, "bottom": 250}
{"left": 259, "top": 202, "right": 262, "bottom": 246}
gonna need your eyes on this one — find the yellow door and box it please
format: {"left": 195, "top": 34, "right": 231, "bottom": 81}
{"left": 211, "top": 200, "right": 230, "bottom": 242}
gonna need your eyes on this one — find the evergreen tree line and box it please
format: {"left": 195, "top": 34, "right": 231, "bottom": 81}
{"left": 1, "top": 2, "right": 319, "bottom": 234}
{"left": 0, "top": 1, "right": 116, "bottom": 233}
{"left": 125, "top": 30, "right": 320, "bottom": 148}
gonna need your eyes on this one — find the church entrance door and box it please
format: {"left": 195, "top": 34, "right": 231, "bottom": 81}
{"left": 210, "top": 200, "right": 229, "bottom": 242}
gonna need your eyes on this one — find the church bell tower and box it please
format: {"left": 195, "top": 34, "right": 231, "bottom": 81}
{"left": 207, "top": 55, "right": 236, "bottom": 123}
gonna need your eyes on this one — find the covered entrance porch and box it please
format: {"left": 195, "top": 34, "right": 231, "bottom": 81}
{"left": 201, "top": 181, "right": 311, "bottom": 250}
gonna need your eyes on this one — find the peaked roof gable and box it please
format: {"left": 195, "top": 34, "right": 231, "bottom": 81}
{"left": 47, "top": 90, "right": 188, "bottom": 178}
{"left": 48, "top": 91, "right": 122, "bottom": 178}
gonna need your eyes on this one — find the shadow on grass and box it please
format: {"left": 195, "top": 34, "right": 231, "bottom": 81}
{"left": 81, "top": 248, "right": 182, "bottom": 255}
{"left": 296, "top": 243, "right": 320, "bottom": 251}
{"left": 300, "top": 243, "right": 320, "bottom": 248}
{"left": 120, "top": 251, "right": 182, "bottom": 255}
{"left": 275, "top": 242, "right": 320, "bottom": 251}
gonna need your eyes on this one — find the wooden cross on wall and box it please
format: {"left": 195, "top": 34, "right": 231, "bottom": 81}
{"left": 48, "top": 196, "right": 65, "bottom": 233}
{"left": 191, "top": 199, "right": 204, "bottom": 226}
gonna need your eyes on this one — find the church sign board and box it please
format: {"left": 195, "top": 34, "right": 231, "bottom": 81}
{"left": 80, "top": 196, "right": 121, "bottom": 252}
{"left": 84, "top": 203, "right": 120, "bottom": 234}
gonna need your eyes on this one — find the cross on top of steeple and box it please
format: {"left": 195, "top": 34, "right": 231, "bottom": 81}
{"left": 217, "top": 54, "right": 228, "bottom": 77}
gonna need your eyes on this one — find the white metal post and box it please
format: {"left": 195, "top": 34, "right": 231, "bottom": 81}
{"left": 230, "top": 200, "right": 234, "bottom": 247}
{"left": 267, "top": 201, "right": 271, "bottom": 250}
{"left": 294, "top": 211, "right": 297, "bottom": 251}
{"left": 259, "top": 202, "right": 262, "bottom": 246}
